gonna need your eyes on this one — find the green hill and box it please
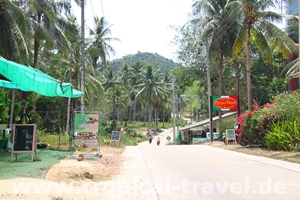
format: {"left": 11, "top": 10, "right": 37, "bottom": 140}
{"left": 108, "top": 52, "right": 182, "bottom": 73}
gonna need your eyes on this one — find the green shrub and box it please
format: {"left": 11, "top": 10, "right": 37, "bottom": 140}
{"left": 0, "top": 89, "right": 9, "bottom": 123}
{"left": 266, "top": 118, "right": 300, "bottom": 151}
{"left": 238, "top": 91, "right": 300, "bottom": 148}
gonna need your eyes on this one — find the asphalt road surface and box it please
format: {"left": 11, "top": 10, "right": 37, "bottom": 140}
{"left": 125, "top": 128, "right": 300, "bottom": 200}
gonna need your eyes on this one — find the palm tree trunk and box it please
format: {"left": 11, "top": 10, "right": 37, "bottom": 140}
{"left": 143, "top": 106, "right": 146, "bottom": 126}
{"left": 80, "top": 0, "right": 85, "bottom": 111}
{"left": 133, "top": 96, "right": 136, "bottom": 127}
{"left": 66, "top": 86, "right": 72, "bottom": 134}
{"left": 148, "top": 104, "right": 152, "bottom": 135}
{"left": 235, "top": 63, "right": 240, "bottom": 115}
{"left": 162, "top": 111, "right": 165, "bottom": 128}
{"left": 33, "top": 13, "right": 42, "bottom": 69}
{"left": 218, "top": 49, "right": 224, "bottom": 123}
{"left": 128, "top": 103, "right": 132, "bottom": 123}
{"left": 246, "top": 25, "right": 252, "bottom": 110}
{"left": 112, "top": 84, "right": 116, "bottom": 130}
{"left": 154, "top": 110, "right": 158, "bottom": 134}
{"left": 66, "top": 43, "right": 75, "bottom": 135}
{"left": 156, "top": 111, "right": 159, "bottom": 130}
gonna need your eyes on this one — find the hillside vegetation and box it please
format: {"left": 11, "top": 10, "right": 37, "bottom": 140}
{"left": 109, "top": 52, "right": 182, "bottom": 73}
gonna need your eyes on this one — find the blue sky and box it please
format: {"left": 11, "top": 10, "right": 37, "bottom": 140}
{"left": 72, "top": 0, "right": 193, "bottom": 61}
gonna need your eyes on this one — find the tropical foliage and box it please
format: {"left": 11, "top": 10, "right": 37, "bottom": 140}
{"left": 109, "top": 52, "right": 181, "bottom": 73}
{"left": 0, "top": 0, "right": 299, "bottom": 152}
{"left": 236, "top": 91, "right": 300, "bottom": 151}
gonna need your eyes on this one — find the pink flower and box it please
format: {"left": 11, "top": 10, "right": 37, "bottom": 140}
{"left": 248, "top": 112, "right": 253, "bottom": 117}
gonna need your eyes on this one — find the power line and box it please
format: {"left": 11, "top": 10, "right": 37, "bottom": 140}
{"left": 100, "top": 0, "right": 105, "bottom": 17}
{"left": 89, "top": 0, "right": 96, "bottom": 19}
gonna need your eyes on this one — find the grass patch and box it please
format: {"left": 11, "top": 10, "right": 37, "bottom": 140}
{"left": 69, "top": 173, "right": 81, "bottom": 180}
{"left": 93, "top": 174, "right": 112, "bottom": 181}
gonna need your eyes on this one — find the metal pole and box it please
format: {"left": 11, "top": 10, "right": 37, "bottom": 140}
{"left": 172, "top": 79, "right": 176, "bottom": 142}
{"left": 190, "top": 96, "right": 193, "bottom": 124}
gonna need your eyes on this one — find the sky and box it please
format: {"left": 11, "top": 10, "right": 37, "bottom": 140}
{"left": 72, "top": 0, "right": 193, "bottom": 61}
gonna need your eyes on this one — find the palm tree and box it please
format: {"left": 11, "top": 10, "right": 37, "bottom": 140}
{"left": 227, "top": 0, "right": 296, "bottom": 110}
{"left": 114, "top": 84, "right": 130, "bottom": 124}
{"left": 128, "top": 61, "right": 144, "bottom": 127}
{"left": 87, "top": 16, "right": 120, "bottom": 70}
{"left": 281, "top": 15, "right": 299, "bottom": 78}
{"left": 136, "top": 65, "right": 169, "bottom": 135}
{"left": 192, "top": 0, "right": 239, "bottom": 98}
{"left": 192, "top": 0, "right": 240, "bottom": 128}
{"left": 24, "top": 0, "right": 71, "bottom": 69}
{"left": 102, "top": 66, "right": 121, "bottom": 130}
{"left": 0, "top": 0, "right": 33, "bottom": 62}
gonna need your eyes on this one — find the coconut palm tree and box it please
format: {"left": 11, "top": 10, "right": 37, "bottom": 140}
{"left": 192, "top": 0, "right": 239, "bottom": 98}
{"left": 281, "top": 15, "right": 299, "bottom": 78}
{"left": 227, "top": 0, "right": 296, "bottom": 110}
{"left": 136, "top": 65, "right": 169, "bottom": 135}
{"left": 87, "top": 16, "right": 120, "bottom": 70}
{"left": 0, "top": 0, "right": 33, "bottom": 62}
{"left": 128, "top": 61, "right": 144, "bottom": 127}
{"left": 24, "top": 0, "right": 71, "bottom": 68}
{"left": 102, "top": 66, "right": 121, "bottom": 130}
{"left": 114, "top": 84, "right": 130, "bottom": 124}
{"left": 191, "top": 0, "right": 241, "bottom": 130}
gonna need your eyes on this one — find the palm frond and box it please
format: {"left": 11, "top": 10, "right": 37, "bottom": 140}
{"left": 251, "top": 28, "right": 273, "bottom": 63}
{"left": 233, "top": 26, "right": 246, "bottom": 56}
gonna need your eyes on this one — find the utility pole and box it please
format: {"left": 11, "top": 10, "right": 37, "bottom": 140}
{"left": 80, "top": 0, "right": 85, "bottom": 112}
{"left": 205, "top": 42, "right": 213, "bottom": 143}
{"left": 190, "top": 96, "right": 193, "bottom": 124}
{"left": 172, "top": 79, "right": 176, "bottom": 142}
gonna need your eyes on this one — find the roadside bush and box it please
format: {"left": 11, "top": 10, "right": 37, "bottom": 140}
{"left": 238, "top": 91, "right": 300, "bottom": 148}
{"left": 241, "top": 105, "right": 280, "bottom": 146}
{"left": 102, "top": 120, "right": 113, "bottom": 135}
{"left": 0, "top": 89, "right": 9, "bottom": 123}
{"left": 266, "top": 118, "right": 300, "bottom": 151}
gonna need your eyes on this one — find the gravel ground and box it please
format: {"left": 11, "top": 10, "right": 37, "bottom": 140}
{"left": 100, "top": 145, "right": 156, "bottom": 200}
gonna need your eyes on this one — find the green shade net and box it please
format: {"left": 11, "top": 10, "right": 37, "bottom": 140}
{"left": 0, "top": 80, "right": 30, "bottom": 91}
{"left": 0, "top": 57, "right": 83, "bottom": 98}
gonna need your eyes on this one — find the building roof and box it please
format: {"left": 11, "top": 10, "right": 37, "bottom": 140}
{"left": 180, "top": 112, "right": 237, "bottom": 131}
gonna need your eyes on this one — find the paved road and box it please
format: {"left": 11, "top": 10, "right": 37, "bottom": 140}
{"left": 111, "top": 128, "right": 300, "bottom": 200}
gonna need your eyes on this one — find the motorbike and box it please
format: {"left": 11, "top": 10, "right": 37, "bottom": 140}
{"left": 239, "top": 139, "right": 249, "bottom": 146}
{"left": 149, "top": 135, "right": 153, "bottom": 143}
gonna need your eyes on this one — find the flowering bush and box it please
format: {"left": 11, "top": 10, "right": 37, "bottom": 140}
{"left": 237, "top": 99, "right": 274, "bottom": 146}
{"left": 237, "top": 90, "right": 300, "bottom": 149}
{"left": 235, "top": 112, "right": 248, "bottom": 138}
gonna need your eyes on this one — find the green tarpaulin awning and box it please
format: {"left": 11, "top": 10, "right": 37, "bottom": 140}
{"left": 0, "top": 79, "right": 30, "bottom": 91}
{"left": 0, "top": 57, "right": 83, "bottom": 98}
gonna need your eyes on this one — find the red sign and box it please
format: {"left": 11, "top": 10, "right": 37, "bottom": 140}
{"left": 212, "top": 96, "right": 238, "bottom": 111}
